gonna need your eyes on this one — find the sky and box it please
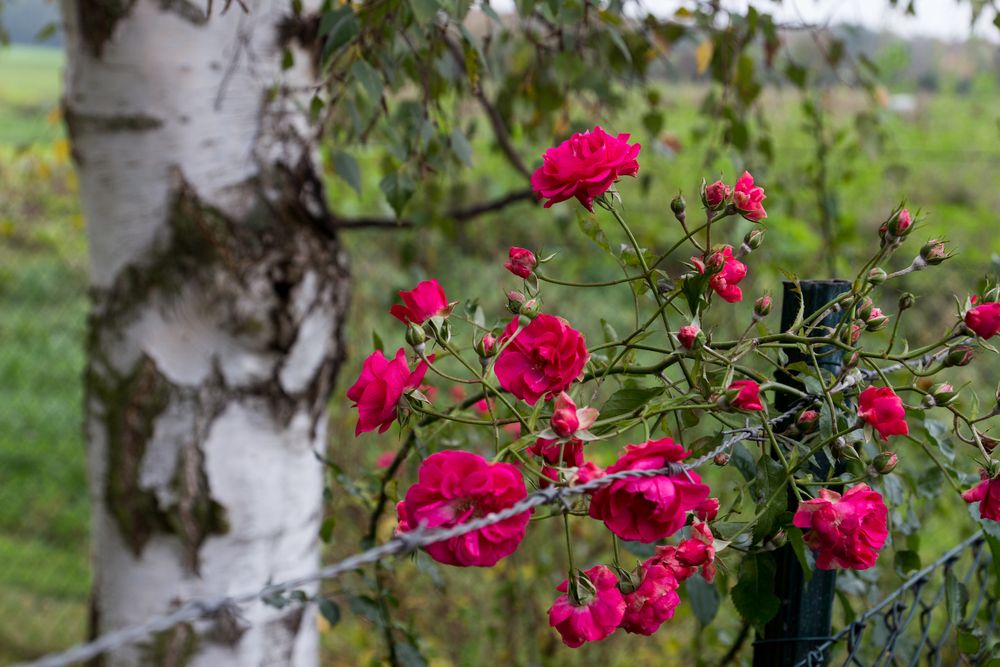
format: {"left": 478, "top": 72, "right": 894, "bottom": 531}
{"left": 489, "top": 0, "right": 1000, "bottom": 42}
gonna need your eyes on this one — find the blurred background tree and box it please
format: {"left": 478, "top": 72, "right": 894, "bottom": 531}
{"left": 0, "top": 0, "right": 999, "bottom": 664}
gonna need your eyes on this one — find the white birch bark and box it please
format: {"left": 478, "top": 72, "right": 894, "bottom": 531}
{"left": 61, "top": 2, "right": 347, "bottom": 665}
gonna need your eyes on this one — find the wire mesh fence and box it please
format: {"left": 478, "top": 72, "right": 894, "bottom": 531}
{"left": 796, "top": 532, "right": 999, "bottom": 667}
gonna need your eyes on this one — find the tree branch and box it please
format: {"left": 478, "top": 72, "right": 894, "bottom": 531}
{"left": 332, "top": 187, "right": 535, "bottom": 230}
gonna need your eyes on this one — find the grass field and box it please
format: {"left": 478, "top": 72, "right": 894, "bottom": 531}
{"left": 1, "top": 42, "right": 999, "bottom": 664}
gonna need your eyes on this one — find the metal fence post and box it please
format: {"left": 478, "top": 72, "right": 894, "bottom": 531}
{"left": 753, "top": 279, "right": 851, "bottom": 666}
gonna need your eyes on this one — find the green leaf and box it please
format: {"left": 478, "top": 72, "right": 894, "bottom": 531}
{"left": 319, "top": 515, "right": 336, "bottom": 543}
{"left": 620, "top": 540, "right": 656, "bottom": 559}
{"left": 317, "top": 597, "right": 341, "bottom": 626}
{"left": 407, "top": 0, "right": 440, "bottom": 24}
{"left": 945, "top": 568, "right": 969, "bottom": 625}
{"left": 787, "top": 527, "right": 812, "bottom": 583}
{"left": 984, "top": 534, "right": 1000, "bottom": 599}
{"left": 685, "top": 575, "right": 719, "bottom": 626}
{"left": 320, "top": 7, "right": 359, "bottom": 63}
{"left": 333, "top": 151, "right": 362, "bottom": 194}
{"left": 894, "top": 549, "right": 920, "bottom": 575}
{"left": 957, "top": 629, "right": 980, "bottom": 654}
{"left": 730, "top": 444, "right": 757, "bottom": 482}
{"left": 449, "top": 128, "right": 474, "bottom": 166}
{"left": 372, "top": 330, "right": 384, "bottom": 352}
{"left": 347, "top": 594, "right": 383, "bottom": 625}
{"left": 281, "top": 48, "right": 294, "bottom": 70}
{"left": 599, "top": 387, "right": 663, "bottom": 421}
{"left": 380, "top": 172, "right": 416, "bottom": 218}
{"left": 731, "top": 552, "right": 780, "bottom": 632}
{"left": 751, "top": 457, "right": 787, "bottom": 543}
{"left": 577, "top": 214, "right": 612, "bottom": 255}
{"left": 350, "top": 60, "right": 383, "bottom": 102}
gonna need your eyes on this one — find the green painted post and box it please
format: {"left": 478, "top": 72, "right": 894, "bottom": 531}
{"left": 753, "top": 279, "right": 850, "bottom": 666}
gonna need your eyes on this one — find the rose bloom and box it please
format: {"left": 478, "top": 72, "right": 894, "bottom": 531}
{"left": 396, "top": 450, "right": 531, "bottom": 567}
{"left": 792, "top": 484, "right": 888, "bottom": 570}
{"left": 729, "top": 379, "right": 764, "bottom": 411}
{"left": 858, "top": 386, "right": 908, "bottom": 441}
{"left": 962, "top": 471, "right": 1000, "bottom": 522}
{"left": 678, "top": 324, "right": 700, "bottom": 350}
{"left": 494, "top": 314, "right": 589, "bottom": 405}
{"left": 703, "top": 179, "right": 731, "bottom": 209}
{"left": 346, "top": 348, "right": 430, "bottom": 435}
{"left": 620, "top": 563, "right": 681, "bottom": 636}
{"left": 697, "top": 245, "right": 747, "bottom": 303}
{"left": 732, "top": 170, "right": 767, "bottom": 221}
{"left": 529, "top": 437, "right": 585, "bottom": 467}
{"left": 375, "top": 451, "right": 396, "bottom": 469}
{"left": 573, "top": 461, "right": 606, "bottom": 485}
{"left": 531, "top": 126, "right": 641, "bottom": 211}
{"left": 504, "top": 247, "right": 538, "bottom": 279}
{"left": 965, "top": 302, "right": 1000, "bottom": 339}
{"left": 651, "top": 521, "right": 716, "bottom": 583}
{"left": 389, "top": 279, "right": 450, "bottom": 324}
{"left": 548, "top": 565, "right": 626, "bottom": 647}
{"left": 695, "top": 497, "right": 720, "bottom": 522}
{"left": 589, "top": 438, "right": 711, "bottom": 542}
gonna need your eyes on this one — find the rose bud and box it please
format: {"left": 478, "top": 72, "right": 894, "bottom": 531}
{"left": 405, "top": 321, "right": 427, "bottom": 353}
{"left": 887, "top": 208, "right": 913, "bottom": 238}
{"left": 506, "top": 290, "right": 526, "bottom": 314}
{"left": 865, "top": 307, "right": 890, "bottom": 332}
{"left": 841, "top": 323, "right": 862, "bottom": 345}
{"left": 898, "top": 292, "right": 915, "bottom": 311}
{"left": 857, "top": 297, "right": 874, "bottom": 321}
{"left": 670, "top": 193, "right": 686, "bottom": 223}
{"left": 867, "top": 267, "right": 887, "bottom": 285}
{"left": 981, "top": 436, "right": 999, "bottom": 453}
{"left": 831, "top": 438, "right": 859, "bottom": 461}
{"left": 743, "top": 227, "right": 765, "bottom": 251}
{"left": 551, "top": 392, "right": 581, "bottom": 438}
{"left": 919, "top": 239, "right": 949, "bottom": 266}
{"left": 702, "top": 179, "right": 731, "bottom": 210}
{"left": 705, "top": 249, "right": 727, "bottom": 274}
{"left": 797, "top": 409, "right": 820, "bottom": 434}
{"left": 753, "top": 295, "right": 773, "bottom": 320}
{"left": 925, "top": 382, "right": 958, "bottom": 407}
{"left": 872, "top": 452, "right": 898, "bottom": 474}
{"left": 519, "top": 298, "right": 540, "bottom": 320}
{"left": 964, "top": 302, "right": 1000, "bottom": 339}
{"left": 504, "top": 247, "right": 538, "bottom": 279}
{"left": 844, "top": 350, "right": 861, "bottom": 369}
{"left": 677, "top": 324, "right": 704, "bottom": 351}
{"left": 713, "top": 452, "right": 730, "bottom": 466}
{"left": 476, "top": 332, "right": 498, "bottom": 360}
{"left": 944, "top": 345, "right": 975, "bottom": 368}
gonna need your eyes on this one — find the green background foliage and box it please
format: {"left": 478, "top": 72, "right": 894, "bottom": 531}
{"left": 2, "top": 0, "right": 1000, "bottom": 660}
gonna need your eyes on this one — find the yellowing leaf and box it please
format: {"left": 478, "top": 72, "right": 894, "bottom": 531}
{"left": 53, "top": 139, "right": 70, "bottom": 164}
{"left": 696, "top": 39, "right": 714, "bottom": 75}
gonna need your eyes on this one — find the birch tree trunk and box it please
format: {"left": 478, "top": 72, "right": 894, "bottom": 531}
{"left": 61, "top": 2, "right": 348, "bottom": 665}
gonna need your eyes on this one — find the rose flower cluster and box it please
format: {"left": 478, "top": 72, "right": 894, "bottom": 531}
{"left": 346, "top": 126, "right": 996, "bottom": 648}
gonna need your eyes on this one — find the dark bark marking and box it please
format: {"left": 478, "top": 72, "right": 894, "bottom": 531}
{"left": 78, "top": 0, "right": 138, "bottom": 57}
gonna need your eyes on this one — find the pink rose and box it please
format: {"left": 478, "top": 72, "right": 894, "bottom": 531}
{"left": 396, "top": 450, "right": 531, "bottom": 567}
{"left": 965, "top": 302, "right": 1000, "bottom": 339}
{"left": 729, "top": 379, "right": 764, "bottom": 411}
{"left": 652, "top": 521, "right": 716, "bottom": 583}
{"left": 389, "top": 279, "right": 450, "bottom": 324}
{"left": 375, "top": 452, "right": 396, "bottom": 469}
{"left": 548, "top": 565, "right": 626, "bottom": 647}
{"left": 572, "top": 461, "right": 606, "bottom": 486}
{"left": 531, "top": 126, "right": 641, "bottom": 211}
{"left": 792, "top": 484, "right": 888, "bottom": 570}
{"left": 346, "top": 348, "right": 430, "bottom": 435}
{"left": 732, "top": 170, "right": 767, "bottom": 221}
{"left": 696, "top": 245, "right": 747, "bottom": 303}
{"left": 504, "top": 247, "right": 538, "bottom": 279}
{"left": 495, "top": 314, "right": 589, "bottom": 405}
{"left": 589, "top": 438, "right": 711, "bottom": 542}
{"left": 858, "top": 386, "right": 908, "bottom": 441}
{"left": 529, "top": 437, "right": 585, "bottom": 467}
{"left": 703, "top": 179, "right": 731, "bottom": 209}
{"left": 962, "top": 471, "right": 1000, "bottom": 522}
{"left": 619, "top": 563, "right": 681, "bottom": 635}
{"left": 678, "top": 324, "right": 701, "bottom": 350}
{"left": 551, "top": 392, "right": 580, "bottom": 437}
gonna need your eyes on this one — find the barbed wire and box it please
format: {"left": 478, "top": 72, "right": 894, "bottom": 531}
{"left": 16, "top": 345, "right": 951, "bottom": 667}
